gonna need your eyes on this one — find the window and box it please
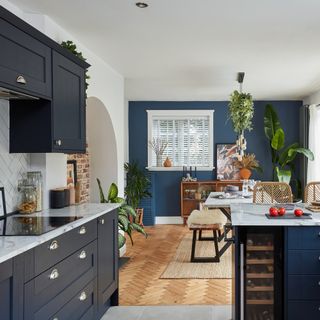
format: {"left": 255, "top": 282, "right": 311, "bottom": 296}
{"left": 147, "top": 110, "right": 214, "bottom": 169}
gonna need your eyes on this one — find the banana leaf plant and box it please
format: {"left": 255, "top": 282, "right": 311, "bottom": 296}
{"left": 97, "top": 179, "right": 147, "bottom": 249}
{"left": 264, "top": 104, "right": 314, "bottom": 190}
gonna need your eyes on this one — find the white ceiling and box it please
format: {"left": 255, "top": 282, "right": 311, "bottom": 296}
{"left": 8, "top": 0, "right": 320, "bottom": 100}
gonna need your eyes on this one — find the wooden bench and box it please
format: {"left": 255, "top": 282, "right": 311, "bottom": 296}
{"left": 189, "top": 223, "right": 230, "bottom": 263}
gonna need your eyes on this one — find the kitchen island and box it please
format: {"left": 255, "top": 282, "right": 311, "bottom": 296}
{"left": 0, "top": 203, "right": 120, "bottom": 320}
{"left": 230, "top": 203, "right": 320, "bottom": 320}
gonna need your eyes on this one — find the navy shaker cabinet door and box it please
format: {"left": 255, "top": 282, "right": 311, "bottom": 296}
{"left": 97, "top": 210, "right": 119, "bottom": 317}
{"left": 0, "top": 17, "right": 52, "bottom": 99}
{"left": 52, "top": 51, "right": 86, "bottom": 153}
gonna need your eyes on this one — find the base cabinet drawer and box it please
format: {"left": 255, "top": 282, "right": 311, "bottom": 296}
{"left": 34, "top": 220, "right": 97, "bottom": 276}
{"left": 288, "top": 301, "right": 320, "bottom": 320}
{"left": 288, "top": 275, "right": 320, "bottom": 300}
{"left": 287, "top": 250, "right": 320, "bottom": 274}
{"left": 288, "top": 227, "right": 320, "bottom": 250}
{"left": 25, "top": 241, "right": 97, "bottom": 312}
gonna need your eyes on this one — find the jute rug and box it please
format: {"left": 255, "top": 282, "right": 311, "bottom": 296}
{"left": 160, "top": 232, "right": 232, "bottom": 279}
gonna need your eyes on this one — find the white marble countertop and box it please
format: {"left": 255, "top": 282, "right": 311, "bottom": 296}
{"left": 204, "top": 192, "right": 253, "bottom": 208}
{"left": 0, "top": 203, "right": 120, "bottom": 264}
{"left": 230, "top": 203, "right": 320, "bottom": 226}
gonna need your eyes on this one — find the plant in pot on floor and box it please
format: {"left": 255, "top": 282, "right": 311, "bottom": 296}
{"left": 124, "top": 161, "right": 152, "bottom": 225}
{"left": 264, "top": 104, "right": 314, "bottom": 198}
{"left": 233, "top": 154, "right": 262, "bottom": 179}
{"left": 97, "top": 179, "right": 147, "bottom": 249}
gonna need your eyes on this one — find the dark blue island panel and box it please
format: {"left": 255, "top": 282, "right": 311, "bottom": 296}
{"left": 285, "top": 226, "right": 320, "bottom": 320}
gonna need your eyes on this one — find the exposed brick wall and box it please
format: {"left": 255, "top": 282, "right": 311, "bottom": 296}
{"left": 67, "top": 144, "right": 90, "bottom": 203}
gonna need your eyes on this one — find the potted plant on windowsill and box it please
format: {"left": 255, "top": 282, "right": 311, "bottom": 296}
{"left": 234, "top": 154, "right": 262, "bottom": 179}
{"left": 124, "top": 161, "right": 151, "bottom": 225}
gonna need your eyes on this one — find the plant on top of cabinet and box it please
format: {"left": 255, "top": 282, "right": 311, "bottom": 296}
{"left": 97, "top": 179, "right": 147, "bottom": 249}
{"left": 61, "top": 40, "right": 90, "bottom": 96}
{"left": 264, "top": 104, "right": 314, "bottom": 194}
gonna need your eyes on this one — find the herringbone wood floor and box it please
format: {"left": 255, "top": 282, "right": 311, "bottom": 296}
{"left": 119, "top": 225, "right": 232, "bottom": 306}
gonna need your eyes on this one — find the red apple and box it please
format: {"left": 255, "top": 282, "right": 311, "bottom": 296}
{"left": 294, "top": 208, "right": 304, "bottom": 217}
{"left": 278, "top": 207, "right": 286, "bottom": 216}
{"left": 269, "top": 207, "right": 279, "bottom": 217}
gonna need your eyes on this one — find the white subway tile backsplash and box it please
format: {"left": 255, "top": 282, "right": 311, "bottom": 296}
{"left": 0, "top": 99, "right": 30, "bottom": 212}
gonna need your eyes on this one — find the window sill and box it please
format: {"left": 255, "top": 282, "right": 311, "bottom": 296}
{"left": 146, "top": 166, "right": 215, "bottom": 172}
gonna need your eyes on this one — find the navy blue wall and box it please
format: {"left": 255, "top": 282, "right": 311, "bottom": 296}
{"left": 129, "top": 101, "right": 302, "bottom": 222}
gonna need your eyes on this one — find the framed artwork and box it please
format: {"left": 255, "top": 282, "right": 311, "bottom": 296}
{"left": 67, "top": 160, "right": 78, "bottom": 186}
{"left": 0, "top": 187, "right": 7, "bottom": 217}
{"left": 216, "top": 143, "right": 240, "bottom": 180}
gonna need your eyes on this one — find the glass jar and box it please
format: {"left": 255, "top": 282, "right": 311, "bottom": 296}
{"left": 27, "top": 171, "right": 43, "bottom": 212}
{"left": 18, "top": 182, "right": 37, "bottom": 214}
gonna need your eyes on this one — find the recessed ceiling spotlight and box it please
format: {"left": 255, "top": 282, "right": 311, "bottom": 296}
{"left": 136, "top": 2, "right": 148, "bottom": 8}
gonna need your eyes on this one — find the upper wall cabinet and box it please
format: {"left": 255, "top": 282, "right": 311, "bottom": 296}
{"left": 0, "top": 6, "right": 90, "bottom": 153}
{"left": 52, "top": 51, "right": 86, "bottom": 152}
{"left": 0, "top": 17, "right": 52, "bottom": 99}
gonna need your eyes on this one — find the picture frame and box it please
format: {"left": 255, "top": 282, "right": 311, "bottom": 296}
{"left": 0, "top": 187, "right": 7, "bottom": 217}
{"left": 216, "top": 143, "right": 241, "bottom": 180}
{"left": 67, "top": 160, "right": 78, "bottom": 186}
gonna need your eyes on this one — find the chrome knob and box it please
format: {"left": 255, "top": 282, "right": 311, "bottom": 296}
{"left": 100, "top": 218, "right": 105, "bottom": 225}
{"left": 54, "top": 139, "right": 62, "bottom": 146}
{"left": 49, "top": 240, "right": 59, "bottom": 250}
{"left": 79, "top": 226, "right": 86, "bottom": 235}
{"left": 53, "top": 318, "right": 58, "bottom": 320}
{"left": 79, "top": 291, "right": 87, "bottom": 301}
{"left": 16, "top": 75, "right": 26, "bottom": 84}
{"left": 79, "top": 250, "right": 87, "bottom": 259}
{"left": 49, "top": 269, "right": 59, "bottom": 280}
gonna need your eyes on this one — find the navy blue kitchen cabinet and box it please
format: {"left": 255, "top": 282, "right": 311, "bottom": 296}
{"left": 0, "top": 14, "right": 52, "bottom": 99}
{"left": 1, "top": 212, "right": 118, "bottom": 320}
{"left": 52, "top": 51, "right": 86, "bottom": 152}
{"left": 0, "top": 5, "right": 89, "bottom": 153}
{"left": 97, "top": 210, "right": 119, "bottom": 318}
{"left": 285, "top": 227, "right": 320, "bottom": 320}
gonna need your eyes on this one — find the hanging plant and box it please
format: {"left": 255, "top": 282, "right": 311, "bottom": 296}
{"left": 228, "top": 90, "right": 254, "bottom": 134}
{"left": 61, "top": 40, "right": 90, "bottom": 97}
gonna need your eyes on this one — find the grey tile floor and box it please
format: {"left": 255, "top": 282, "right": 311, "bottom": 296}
{"left": 101, "top": 305, "right": 232, "bottom": 320}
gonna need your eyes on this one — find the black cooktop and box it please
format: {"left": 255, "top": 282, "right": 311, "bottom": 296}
{"left": 0, "top": 216, "right": 83, "bottom": 236}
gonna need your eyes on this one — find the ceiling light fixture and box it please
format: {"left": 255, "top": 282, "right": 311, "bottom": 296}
{"left": 136, "top": 2, "right": 148, "bottom": 8}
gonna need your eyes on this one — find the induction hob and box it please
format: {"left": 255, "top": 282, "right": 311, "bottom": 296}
{"left": 0, "top": 216, "right": 83, "bottom": 236}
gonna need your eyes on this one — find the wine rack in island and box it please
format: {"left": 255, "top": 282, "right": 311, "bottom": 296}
{"left": 245, "top": 231, "right": 283, "bottom": 320}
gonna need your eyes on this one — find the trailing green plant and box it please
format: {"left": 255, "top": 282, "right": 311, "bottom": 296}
{"left": 264, "top": 104, "right": 314, "bottom": 193}
{"left": 97, "top": 179, "right": 147, "bottom": 249}
{"left": 124, "top": 162, "right": 151, "bottom": 210}
{"left": 228, "top": 90, "right": 254, "bottom": 134}
{"left": 61, "top": 40, "right": 90, "bottom": 96}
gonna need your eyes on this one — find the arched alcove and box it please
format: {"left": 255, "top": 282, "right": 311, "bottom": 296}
{"left": 86, "top": 96, "right": 118, "bottom": 202}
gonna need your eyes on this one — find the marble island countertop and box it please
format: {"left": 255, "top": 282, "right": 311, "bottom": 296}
{"left": 0, "top": 203, "right": 120, "bottom": 264}
{"left": 230, "top": 203, "right": 320, "bottom": 226}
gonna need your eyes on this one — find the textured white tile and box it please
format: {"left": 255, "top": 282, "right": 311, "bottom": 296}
{"left": 0, "top": 99, "right": 30, "bottom": 212}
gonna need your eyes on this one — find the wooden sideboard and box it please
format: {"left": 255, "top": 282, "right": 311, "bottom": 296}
{"left": 180, "top": 180, "right": 243, "bottom": 224}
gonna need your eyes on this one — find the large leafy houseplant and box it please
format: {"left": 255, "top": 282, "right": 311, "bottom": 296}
{"left": 264, "top": 104, "right": 314, "bottom": 187}
{"left": 229, "top": 90, "right": 254, "bottom": 134}
{"left": 97, "top": 179, "right": 147, "bottom": 249}
{"left": 124, "top": 162, "right": 151, "bottom": 210}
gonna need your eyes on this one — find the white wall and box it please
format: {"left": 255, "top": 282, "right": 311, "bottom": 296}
{"left": 0, "top": 0, "right": 126, "bottom": 197}
{"left": 304, "top": 90, "right": 320, "bottom": 105}
{"left": 86, "top": 97, "right": 118, "bottom": 203}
